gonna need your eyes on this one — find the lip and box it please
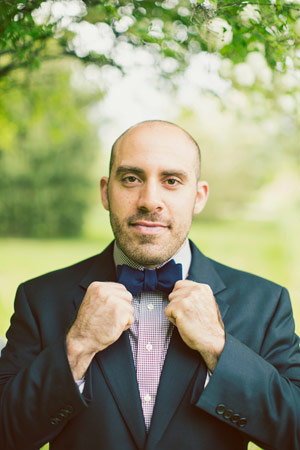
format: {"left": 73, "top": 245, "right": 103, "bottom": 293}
{"left": 130, "top": 221, "right": 168, "bottom": 235}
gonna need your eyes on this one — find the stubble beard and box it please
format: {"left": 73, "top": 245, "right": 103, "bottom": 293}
{"left": 109, "top": 210, "right": 190, "bottom": 267}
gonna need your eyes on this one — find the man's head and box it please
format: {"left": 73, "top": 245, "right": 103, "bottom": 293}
{"left": 109, "top": 120, "right": 202, "bottom": 180}
{"left": 101, "top": 120, "right": 208, "bottom": 268}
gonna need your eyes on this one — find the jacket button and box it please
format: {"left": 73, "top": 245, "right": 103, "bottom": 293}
{"left": 64, "top": 405, "right": 74, "bottom": 414}
{"left": 239, "top": 417, "right": 247, "bottom": 427}
{"left": 223, "top": 409, "right": 233, "bottom": 420}
{"left": 216, "top": 404, "right": 226, "bottom": 415}
{"left": 230, "top": 413, "right": 241, "bottom": 424}
{"left": 50, "top": 417, "right": 60, "bottom": 425}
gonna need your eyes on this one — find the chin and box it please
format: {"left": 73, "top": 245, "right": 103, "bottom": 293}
{"left": 128, "top": 246, "right": 172, "bottom": 267}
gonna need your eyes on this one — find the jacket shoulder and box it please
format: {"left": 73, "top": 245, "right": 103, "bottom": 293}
{"left": 20, "top": 242, "right": 115, "bottom": 297}
{"left": 21, "top": 253, "right": 100, "bottom": 292}
{"left": 189, "top": 240, "right": 284, "bottom": 294}
{"left": 208, "top": 256, "right": 285, "bottom": 299}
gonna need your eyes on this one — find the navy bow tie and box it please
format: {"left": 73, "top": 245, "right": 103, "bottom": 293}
{"left": 117, "top": 259, "right": 182, "bottom": 296}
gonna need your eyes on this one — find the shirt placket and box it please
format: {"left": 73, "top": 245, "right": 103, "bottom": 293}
{"left": 135, "top": 293, "right": 172, "bottom": 430}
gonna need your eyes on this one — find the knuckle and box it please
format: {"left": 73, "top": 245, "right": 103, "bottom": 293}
{"left": 88, "top": 281, "right": 100, "bottom": 291}
{"left": 124, "top": 291, "right": 133, "bottom": 302}
{"left": 129, "top": 313, "right": 135, "bottom": 325}
{"left": 181, "top": 297, "right": 192, "bottom": 309}
{"left": 202, "top": 283, "right": 213, "bottom": 293}
{"left": 89, "top": 281, "right": 107, "bottom": 296}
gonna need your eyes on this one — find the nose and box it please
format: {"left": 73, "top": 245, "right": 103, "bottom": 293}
{"left": 137, "top": 180, "right": 163, "bottom": 212}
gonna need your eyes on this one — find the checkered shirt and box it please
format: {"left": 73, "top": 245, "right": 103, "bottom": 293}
{"left": 113, "top": 240, "right": 191, "bottom": 430}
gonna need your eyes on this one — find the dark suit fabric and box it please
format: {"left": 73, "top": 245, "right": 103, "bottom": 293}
{"left": 0, "top": 241, "right": 299, "bottom": 450}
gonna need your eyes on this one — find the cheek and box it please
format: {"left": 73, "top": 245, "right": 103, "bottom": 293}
{"left": 170, "top": 193, "right": 196, "bottom": 216}
{"left": 110, "top": 189, "right": 136, "bottom": 214}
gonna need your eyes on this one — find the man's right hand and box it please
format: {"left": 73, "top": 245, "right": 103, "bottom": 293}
{"left": 66, "top": 281, "right": 134, "bottom": 381}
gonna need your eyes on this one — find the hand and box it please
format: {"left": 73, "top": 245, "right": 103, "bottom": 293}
{"left": 66, "top": 281, "right": 134, "bottom": 380}
{"left": 164, "top": 280, "right": 225, "bottom": 372}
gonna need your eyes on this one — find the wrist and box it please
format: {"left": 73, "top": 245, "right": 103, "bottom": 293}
{"left": 199, "top": 334, "right": 225, "bottom": 373}
{"left": 66, "top": 332, "right": 96, "bottom": 381}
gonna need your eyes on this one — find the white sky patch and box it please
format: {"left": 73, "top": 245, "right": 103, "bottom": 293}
{"left": 93, "top": 67, "right": 181, "bottom": 154}
{"left": 87, "top": 50, "right": 229, "bottom": 158}
{"left": 246, "top": 52, "right": 272, "bottom": 86}
{"left": 69, "top": 21, "right": 115, "bottom": 58}
{"left": 233, "top": 63, "right": 255, "bottom": 87}
{"left": 177, "top": 53, "right": 229, "bottom": 106}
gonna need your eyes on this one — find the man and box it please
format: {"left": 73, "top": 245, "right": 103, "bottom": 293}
{"left": 0, "top": 120, "right": 299, "bottom": 450}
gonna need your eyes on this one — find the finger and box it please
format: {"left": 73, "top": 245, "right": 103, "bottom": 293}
{"left": 167, "top": 316, "right": 176, "bottom": 326}
{"left": 92, "top": 282, "right": 133, "bottom": 303}
{"left": 164, "top": 306, "right": 176, "bottom": 325}
{"left": 112, "top": 283, "right": 134, "bottom": 300}
{"left": 171, "top": 279, "right": 189, "bottom": 292}
{"left": 122, "top": 303, "right": 135, "bottom": 329}
{"left": 164, "top": 303, "right": 178, "bottom": 324}
{"left": 88, "top": 281, "right": 132, "bottom": 294}
{"left": 118, "top": 290, "right": 133, "bottom": 304}
{"left": 168, "top": 286, "right": 194, "bottom": 301}
{"left": 124, "top": 312, "right": 135, "bottom": 330}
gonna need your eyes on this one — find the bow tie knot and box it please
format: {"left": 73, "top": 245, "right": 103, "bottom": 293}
{"left": 117, "top": 259, "right": 182, "bottom": 296}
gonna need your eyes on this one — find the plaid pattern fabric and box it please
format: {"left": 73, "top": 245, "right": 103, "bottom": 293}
{"left": 130, "top": 291, "right": 173, "bottom": 429}
{"left": 114, "top": 240, "right": 191, "bottom": 430}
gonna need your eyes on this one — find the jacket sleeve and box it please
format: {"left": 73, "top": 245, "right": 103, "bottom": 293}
{"left": 0, "top": 283, "right": 89, "bottom": 450}
{"left": 195, "top": 287, "right": 300, "bottom": 450}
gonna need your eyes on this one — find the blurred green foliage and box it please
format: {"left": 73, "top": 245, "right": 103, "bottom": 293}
{"left": 177, "top": 90, "right": 300, "bottom": 221}
{"left": 1, "top": 1, "right": 300, "bottom": 84}
{"left": 0, "top": 61, "right": 101, "bottom": 237}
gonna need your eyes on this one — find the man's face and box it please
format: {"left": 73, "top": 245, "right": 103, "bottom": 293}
{"left": 101, "top": 123, "right": 208, "bottom": 268}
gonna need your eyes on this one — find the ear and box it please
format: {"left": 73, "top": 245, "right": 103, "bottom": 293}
{"left": 100, "top": 177, "right": 109, "bottom": 211}
{"left": 193, "top": 181, "right": 209, "bottom": 215}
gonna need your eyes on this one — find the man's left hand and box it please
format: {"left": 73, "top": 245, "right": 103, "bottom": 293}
{"left": 165, "top": 280, "right": 225, "bottom": 372}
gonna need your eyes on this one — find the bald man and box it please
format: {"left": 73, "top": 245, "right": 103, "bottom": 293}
{"left": 0, "top": 121, "right": 299, "bottom": 450}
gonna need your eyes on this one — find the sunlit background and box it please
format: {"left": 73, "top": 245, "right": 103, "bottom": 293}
{"left": 0, "top": 2, "right": 300, "bottom": 448}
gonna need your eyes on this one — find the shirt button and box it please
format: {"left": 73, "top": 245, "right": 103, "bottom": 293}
{"left": 144, "top": 394, "right": 151, "bottom": 402}
{"left": 147, "top": 303, "right": 154, "bottom": 310}
{"left": 146, "top": 343, "right": 152, "bottom": 351}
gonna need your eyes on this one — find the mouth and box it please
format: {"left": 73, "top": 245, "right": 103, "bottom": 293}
{"left": 130, "top": 221, "right": 169, "bottom": 235}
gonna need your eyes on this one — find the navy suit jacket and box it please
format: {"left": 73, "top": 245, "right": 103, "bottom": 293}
{"left": 0, "top": 241, "right": 300, "bottom": 450}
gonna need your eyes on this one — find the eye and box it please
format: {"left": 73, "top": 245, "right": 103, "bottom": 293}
{"left": 121, "top": 175, "right": 140, "bottom": 185}
{"left": 165, "top": 178, "right": 180, "bottom": 186}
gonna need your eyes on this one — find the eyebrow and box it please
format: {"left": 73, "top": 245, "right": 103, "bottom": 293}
{"left": 115, "top": 166, "right": 145, "bottom": 176}
{"left": 161, "top": 170, "right": 188, "bottom": 179}
{"left": 115, "top": 166, "right": 188, "bottom": 179}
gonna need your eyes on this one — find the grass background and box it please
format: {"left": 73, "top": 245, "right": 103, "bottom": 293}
{"left": 1, "top": 219, "right": 299, "bottom": 450}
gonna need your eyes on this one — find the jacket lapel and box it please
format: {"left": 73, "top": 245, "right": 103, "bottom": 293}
{"left": 95, "top": 333, "right": 147, "bottom": 449}
{"left": 188, "top": 241, "right": 229, "bottom": 320}
{"left": 146, "top": 241, "right": 229, "bottom": 449}
{"left": 72, "top": 243, "right": 147, "bottom": 449}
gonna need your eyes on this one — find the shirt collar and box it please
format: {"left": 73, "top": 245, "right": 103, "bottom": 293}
{"left": 113, "top": 239, "right": 191, "bottom": 280}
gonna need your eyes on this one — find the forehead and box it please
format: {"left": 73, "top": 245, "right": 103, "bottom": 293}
{"left": 112, "top": 125, "right": 198, "bottom": 174}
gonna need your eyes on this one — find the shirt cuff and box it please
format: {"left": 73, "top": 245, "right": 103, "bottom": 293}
{"left": 75, "top": 378, "right": 85, "bottom": 394}
{"left": 204, "top": 370, "right": 212, "bottom": 389}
